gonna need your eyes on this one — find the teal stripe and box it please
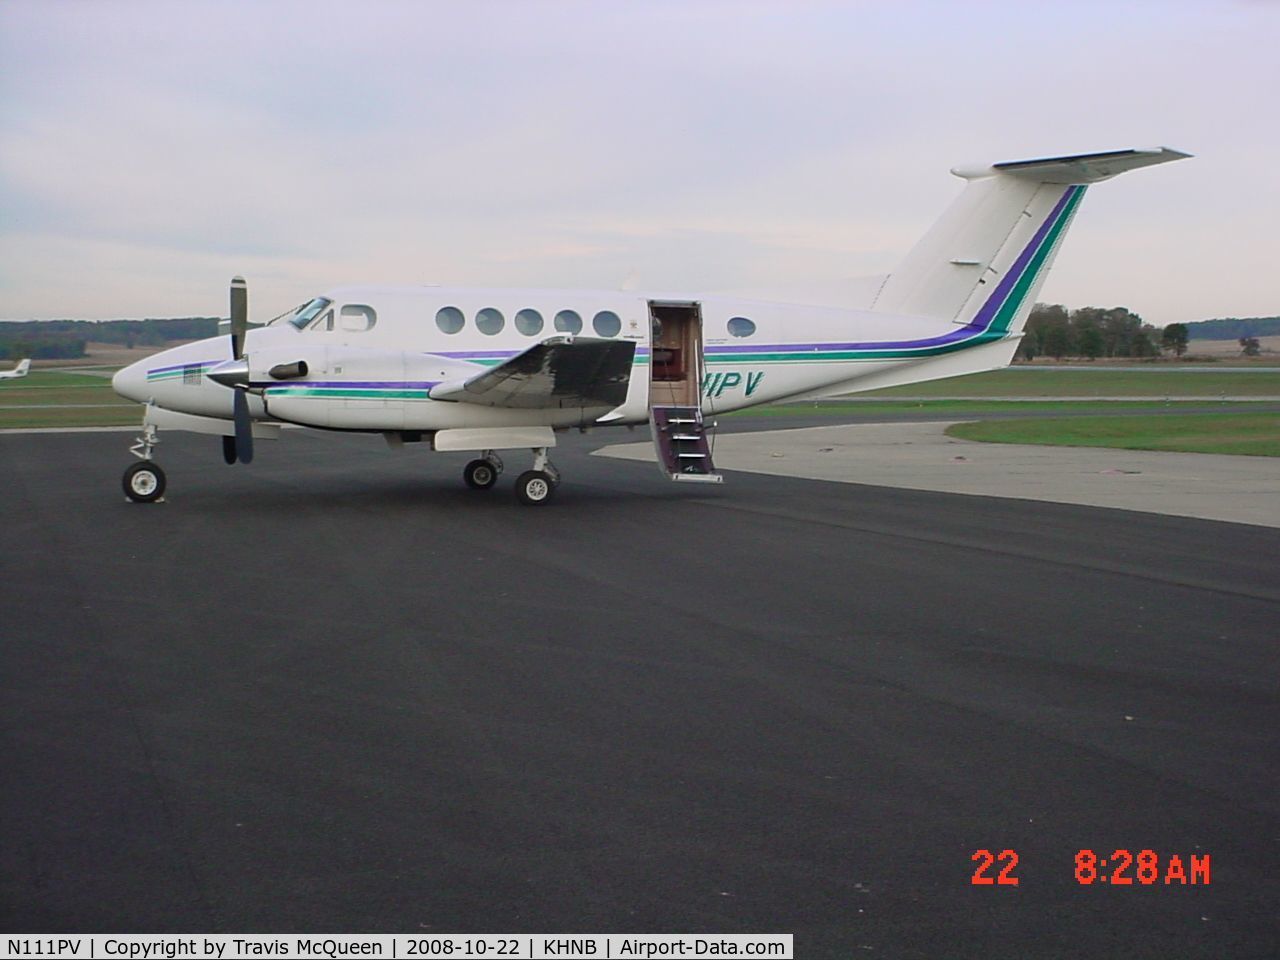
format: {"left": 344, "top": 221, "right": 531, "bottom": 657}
{"left": 989, "top": 185, "right": 1085, "bottom": 335}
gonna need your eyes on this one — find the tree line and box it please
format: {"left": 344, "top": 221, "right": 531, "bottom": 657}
{"left": 0, "top": 317, "right": 220, "bottom": 360}
{"left": 1020, "top": 304, "right": 1199, "bottom": 360}
{"left": 1183, "top": 316, "right": 1280, "bottom": 340}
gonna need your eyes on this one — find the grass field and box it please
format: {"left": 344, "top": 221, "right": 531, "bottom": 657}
{"left": 860, "top": 368, "right": 1280, "bottom": 398}
{"left": 0, "top": 371, "right": 139, "bottom": 428}
{"left": 728, "top": 399, "right": 1264, "bottom": 418}
{"left": 5, "top": 369, "right": 1280, "bottom": 450}
{"left": 946, "top": 413, "right": 1280, "bottom": 457}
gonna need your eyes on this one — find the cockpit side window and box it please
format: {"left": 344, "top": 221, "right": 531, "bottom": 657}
{"left": 309, "top": 308, "right": 334, "bottom": 331}
{"left": 286, "top": 297, "right": 333, "bottom": 330}
{"left": 340, "top": 304, "right": 377, "bottom": 332}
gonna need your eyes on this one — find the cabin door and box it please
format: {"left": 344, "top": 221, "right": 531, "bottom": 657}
{"left": 646, "top": 301, "right": 722, "bottom": 483}
{"left": 647, "top": 301, "right": 704, "bottom": 408}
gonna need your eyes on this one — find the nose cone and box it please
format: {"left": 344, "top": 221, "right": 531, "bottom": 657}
{"left": 112, "top": 359, "right": 150, "bottom": 403}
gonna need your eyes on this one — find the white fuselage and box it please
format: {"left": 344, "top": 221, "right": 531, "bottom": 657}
{"left": 111, "top": 285, "right": 1016, "bottom": 434}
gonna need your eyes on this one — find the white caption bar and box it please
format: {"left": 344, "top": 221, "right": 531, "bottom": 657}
{"left": 2, "top": 935, "right": 794, "bottom": 960}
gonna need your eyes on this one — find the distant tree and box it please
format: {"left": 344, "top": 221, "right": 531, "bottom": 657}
{"left": 1078, "top": 326, "right": 1105, "bottom": 359}
{"left": 1130, "top": 329, "right": 1157, "bottom": 358}
{"left": 1028, "top": 303, "right": 1072, "bottom": 359}
{"left": 1161, "top": 323, "right": 1189, "bottom": 357}
{"left": 1042, "top": 323, "right": 1072, "bottom": 359}
{"left": 1239, "top": 336, "right": 1261, "bottom": 357}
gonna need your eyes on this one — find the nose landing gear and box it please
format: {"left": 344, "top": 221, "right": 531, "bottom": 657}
{"left": 123, "top": 421, "right": 166, "bottom": 503}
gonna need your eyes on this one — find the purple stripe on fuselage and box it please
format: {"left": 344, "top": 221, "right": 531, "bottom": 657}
{"left": 251, "top": 381, "right": 440, "bottom": 389}
{"left": 149, "top": 360, "right": 219, "bottom": 375}
{"left": 966, "top": 184, "right": 1080, "bottom": 332}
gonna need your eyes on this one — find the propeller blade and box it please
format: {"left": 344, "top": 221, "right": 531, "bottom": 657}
{"left": 230, "top": 275, "right": 248, "bottom": 360}
{"left": 233, "top": 388, "right": 254, "bottom": 464}
{"left": 222, "top": 435, "right": 237, "bottom": 465}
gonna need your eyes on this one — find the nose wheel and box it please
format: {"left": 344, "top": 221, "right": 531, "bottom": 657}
{"left": 123, "top": 461, "right": 166, "bottom": 503}
{"left": 122, "top": 419, "right": 166, "bottom": 503}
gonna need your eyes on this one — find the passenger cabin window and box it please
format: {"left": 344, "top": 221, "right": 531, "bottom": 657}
{"left": 727, "top": 316, "right": 756, "bottom": 338}
{"left": 554, "top": 310, "right": 582, "bottom": 335}
{"left": 515, "top": 308, "right": 543, "bottom": 336}
{"left": 340, "top": 304, "right": 376, "bottom": 332}
{"left": 436, "top": 306, "right": 465, "bottom": 334}
{"left": 476, "top": 307, "right": 505, "bottom": 335}
{"left": 287, "top": 297, "right": 332, "bottom": 330}
{"left": 593, "top": 310, "right": 621, "bottom": 337}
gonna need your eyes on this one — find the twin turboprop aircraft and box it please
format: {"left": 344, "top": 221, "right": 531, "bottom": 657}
{"left": 112, "top": 147, "right": 1188, "bottom": 504}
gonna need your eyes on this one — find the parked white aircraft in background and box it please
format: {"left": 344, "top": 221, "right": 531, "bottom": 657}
{"left": 0, "top": 359, "right": 31, "bottom": 380}
{"left": 112, "top": 147, "right": 1188, "bottom": 504}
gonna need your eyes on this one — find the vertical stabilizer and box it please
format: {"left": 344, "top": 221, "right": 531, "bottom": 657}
{"left": 871, "top": 148, "right": 1190, "bottom": 340}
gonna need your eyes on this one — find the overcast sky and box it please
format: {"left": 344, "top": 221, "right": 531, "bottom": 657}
{"left": 2, "top": 0, "right": 1276, "bottom": 325}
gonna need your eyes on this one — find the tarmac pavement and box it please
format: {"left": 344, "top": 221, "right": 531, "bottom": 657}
{"left": 598, "top": 421, "right": 1280, "bottom": 528}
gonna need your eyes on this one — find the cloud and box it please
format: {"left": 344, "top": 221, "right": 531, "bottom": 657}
{"left": 1, "top": 0, "right": 1277, "bottom": 323}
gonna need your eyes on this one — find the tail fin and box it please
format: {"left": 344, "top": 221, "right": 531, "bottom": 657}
{"left": 871, "top": 148, "right": 1190, "bottom": 338}
{"left": 17, "top": 359, "right": 31, "bottom": 375}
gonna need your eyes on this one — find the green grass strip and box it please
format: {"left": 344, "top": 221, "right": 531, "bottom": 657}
{"left": 945, "top": 413, "right": 1280, "bottom": 457}
{"left": 862, "top": 368, "right": 1280, "bottom": 398}
{"left": 726, "top": 400, "right": 1267, "bottom": 418}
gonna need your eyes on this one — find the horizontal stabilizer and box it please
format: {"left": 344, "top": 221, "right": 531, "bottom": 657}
{"left": 955, "top": 147, "right": 1191, "bottom": 184}
{"left": 431, "top": 336, "right": 635, "bottom": 409}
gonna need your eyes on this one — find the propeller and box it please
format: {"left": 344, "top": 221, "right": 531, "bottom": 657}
{"left": 228, "top": 276, "right": 253, "bottom": 464}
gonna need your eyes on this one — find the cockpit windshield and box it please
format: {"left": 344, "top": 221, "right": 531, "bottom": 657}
{"left": 273, "top": 297, "right": 332, "bottom": 330}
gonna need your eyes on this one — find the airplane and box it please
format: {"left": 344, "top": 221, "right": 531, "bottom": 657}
{"left": 0, "top": 359, "right": 31, "bottom": 380}
{"left": 111, "top": 146, "right": 1189, "bottom": 505}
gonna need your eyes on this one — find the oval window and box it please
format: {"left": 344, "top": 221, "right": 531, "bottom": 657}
{"left": 436, "top": 306, "right": 465, "bottom": 334}
{"left": 476, "top": 307, "right": 505, "bottom": 335}
{"left": 514, "top": 308, "right": 544, "bottom": 336}
{"left": 340, "top": 304, "right": 376, "bottom": 332}
{"left": 727, "top": 316, "right": 756, "bottom": 338}
{"left": 592, "top": 310, "right": 621, "bottom": 338}
{"left": 554, "top": 309, "right": 582, "bottom": 335}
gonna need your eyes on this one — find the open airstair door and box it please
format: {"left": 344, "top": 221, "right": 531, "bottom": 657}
{"left": 648, "top": 301, "right": 723, "bottom": 483}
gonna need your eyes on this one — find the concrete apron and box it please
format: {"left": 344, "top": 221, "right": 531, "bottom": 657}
{"left": 595, "top": 421, "right": 1280, "bottom": 529}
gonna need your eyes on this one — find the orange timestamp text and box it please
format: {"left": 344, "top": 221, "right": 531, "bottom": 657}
{"left": 970, "top": 848, "right": 1211, "bottom": 886}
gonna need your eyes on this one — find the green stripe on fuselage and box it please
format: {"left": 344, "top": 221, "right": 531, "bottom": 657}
{"left": 989, "top": 185, "right": 1085, "bottom": 335}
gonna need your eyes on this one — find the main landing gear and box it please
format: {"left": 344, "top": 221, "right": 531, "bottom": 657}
{"left": 462, "top": 448, "right": 560, "bottom": 505}
{"left": 122, "top": 423, "right": 166, "bottom": 503}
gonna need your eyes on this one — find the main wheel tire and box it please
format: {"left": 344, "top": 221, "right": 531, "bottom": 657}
{"left": 515, "top": 469, "right": 554, "bottom": 505}
{"left": 123, "top": 461, "right": 166, "bottom": 503}
{"left": 464, "top": 458, "right": 499, "bottom": 490}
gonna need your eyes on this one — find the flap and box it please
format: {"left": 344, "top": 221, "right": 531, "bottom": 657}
{"left": 430, "top": 336, "right": 636, "bottom": 409}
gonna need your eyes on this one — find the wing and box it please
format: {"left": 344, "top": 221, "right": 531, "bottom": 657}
{"left": 430, "top": 336, "right": 636, "bottom": 409}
